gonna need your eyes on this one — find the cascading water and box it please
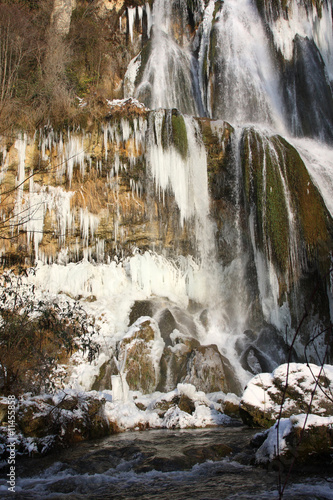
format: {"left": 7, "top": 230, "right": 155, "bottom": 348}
{"left": 1, "top": 0, "right": 332, "bottom": 396}
{"left": 208, "top": 0, "right": 287, "bottom": 131}
{"left": 133, "top": 0, "right": 203, "bottom": 115}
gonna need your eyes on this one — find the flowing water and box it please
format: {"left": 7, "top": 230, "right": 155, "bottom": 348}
{"left": 1, "top": 427, "right": 332, "bottom": 499}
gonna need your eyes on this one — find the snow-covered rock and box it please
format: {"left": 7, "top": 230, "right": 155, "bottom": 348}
{"left": 240, "top": 363, "right": 333, "bottom": 428}
{"left": 255, "top": 414, "right": 333, "bottom": 464}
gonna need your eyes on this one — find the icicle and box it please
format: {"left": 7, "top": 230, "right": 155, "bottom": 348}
{"left": 80, "top": 208, "right": 100, "bottom": 247}
{"left": 14, "top": 133, "right": 27, "bottom": 229}
{"left": 267, "top": 0, "right": 333, "bottom": 79}
{"left": 145, "top": 2, "right": 152, "bottom": 37}
{"left": 104, "top": 126, "right": 108, "bottom": 161}
{"left": 128, "top": 7, "right": 136, "bottom": 43}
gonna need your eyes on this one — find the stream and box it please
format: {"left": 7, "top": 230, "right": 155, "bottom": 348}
{"left": 1, "top": 426, "right": 333, "bottom": 499}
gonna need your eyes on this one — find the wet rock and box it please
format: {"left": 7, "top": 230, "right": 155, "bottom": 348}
{"left": 240, "top": 345, "right": 272, "bottom": 375}
{"left": 157, "top": 308, "right": 178, "bottom": 346}
{"left": 158, "top": 340, "right": 242, "bottom": 395}
{"left": 172, "top": 307, "right": 199, "bottom": 339}
{"left": 183, "top": 443, "right": 233, "bottom": 461}
{"left": 129, "top": 300, "right": 155, "bottom": 326}
{"left": 256, "top": 325, "right": 298, "bottom": 366}
{"left": 183, "top": 345, "right": 242, "bottom": 395}
{"left": 237, "top": 325, "right": 298, "bottom": 375}
{"left": 157, "top": 336, "right": 200, "bottom": 392}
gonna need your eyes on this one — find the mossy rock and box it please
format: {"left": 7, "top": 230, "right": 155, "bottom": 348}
{"left": 119, "top": 319, "right": 160, "bottom": 393}
{"left": 286, "top": 424, "right": 333, "bottom": 463}
{"left": 171, "top": 111, "right": 188, "bottom": 160}
{"left": 16, "top": 401, "right": 54, "bottom": 438}
{"left": 184, "top": 344, "right": 242, "bottom": 395}
{"left": 239, "top": 406, "right": 277, "bottom": 429}
{"left": 241, "top": 128, "right": 332, "bottom": 275}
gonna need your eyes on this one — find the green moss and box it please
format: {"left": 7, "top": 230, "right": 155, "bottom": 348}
{"left": 265, "top": 142, "right": 290, "bottom": 273}
{"left": 200, "top": 119, "right": 234, "bottom": 197}
{"left": 242, "top": 129, "right": 290, "bottom": 273}
{"left": 278, "top": 136, "right": 329, "bottom": 256}
{"left": 242, "top": 128, "right": 332, "bottom": 274}
{"left": 171, "top": 112, "right": 188, "bottom": 159}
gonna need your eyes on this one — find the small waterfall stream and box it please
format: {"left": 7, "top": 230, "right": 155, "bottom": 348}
{"left": 210, "top": 0, "right": 286, "bottom": 131}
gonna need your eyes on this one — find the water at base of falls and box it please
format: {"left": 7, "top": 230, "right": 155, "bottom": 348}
{"left": 3, "top": 427, "right": 332, "bottom": 499}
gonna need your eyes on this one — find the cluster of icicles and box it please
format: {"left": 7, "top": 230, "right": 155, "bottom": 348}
{"left": 0, "top": 110, "right": 213, "bottom": 264}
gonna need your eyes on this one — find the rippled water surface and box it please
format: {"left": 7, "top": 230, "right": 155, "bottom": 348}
{"left": 1, "top": 427, "right": 333, "bottom": 499}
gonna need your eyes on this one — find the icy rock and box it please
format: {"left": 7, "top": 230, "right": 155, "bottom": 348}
{"left": 255, "top": 414, "right": 333, "bottom": 465}
{"left": 0, "top": 392, "right": 114, "bottom": 458}
{"left": 240, "top": 363, "right": 333, "bottom": 428}
{"left": 16, "top": 399, "right": 54, "bottom": 438}
{"left": 153, "top": 394, "right": 196, "bottom": 418}
{"left": 116, "top": 317, "right": 165, "bottom": 394}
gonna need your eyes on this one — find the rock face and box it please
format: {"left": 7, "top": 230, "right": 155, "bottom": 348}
{"left": 51, "top": 0, "right": 76, "bottom": 35}
{"left": 239, "top": 363, "right": 333, "bottom": 428}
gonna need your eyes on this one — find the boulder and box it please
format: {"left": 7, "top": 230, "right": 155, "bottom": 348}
{"left": 117, "top": 318, "right": 165, "bottom": 394}
{"left": 158, "top": 338, "right": 242, "bottom": 395}
{"left": 183, "top": 345, "right": 242, "bottom": 395}
{"left": 240, "top": 363, "right": 333, "bottom": 428}
{"left": 129, "top": 300, "right": 155, "bottom": 326}
{"left": 157, "top": 308, "right": 178, "bottom": 346}
{"left": 237, "top": 325, "right": 298, "bottom": 376}
{"left": 16, "top": 399, "right": 54, "bottom": 438}
{"left": 255, "top": 414, "right": 333, "bottom": 465}
{"left": 153, "top": 394, "right": 196, "bottom": 418}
